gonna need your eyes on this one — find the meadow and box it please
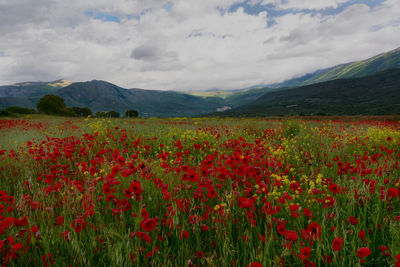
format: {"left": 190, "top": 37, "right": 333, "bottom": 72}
{"left": 0, "top": 116, "right": 400, "bottom": 266}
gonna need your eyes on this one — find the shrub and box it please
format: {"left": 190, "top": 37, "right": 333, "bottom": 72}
{"left": 125, "top": 109, "right": 139, "bottom": 118}
{"left": 36, "top": 95, "right": 68, "bottom": 115}
{"left": 5, "top": 106, "right": 37, "bottom": 114}
{"left": 69, "top": 107, "right": 92, "bottom": 117}
{"left": 106, "top": 110, "right": 120, "bottom": 118}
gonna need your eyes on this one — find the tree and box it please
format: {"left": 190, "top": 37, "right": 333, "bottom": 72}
{"left": 69, "top": 107, "right": 92, "bottom": 117}
{"left": 95, "top": 111, "right": 108, "bottom": 118}
{"left": 95, "top": 111, "right": 120, "bottom": 118}
{"left": 125, "top": 109, "right": 139, "bottom": 118}
{"left": 36, "top": 95, "right": 68, "bottom": 115}
{"left": 106, "top": 110, "right": 120, "bottom": 118}
{"left": 5, "top": 106, "right": 37, "bottom": 114}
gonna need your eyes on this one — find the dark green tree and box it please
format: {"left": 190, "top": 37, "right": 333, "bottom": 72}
{"left": 106, "top": 110, "right": 120, "bottom": 118}
{"left": 124, "top": 109, "right": 139, "bottom": 118}
{"left": 36, "top": 95, "right": 68, "bottom": 115}
{"left": 5, "top": 106, "right": 37, "bottom": 114}
{"left": 0, "top": 109, "right": 11, "bottom": 117}
{"left": 95, "top": 111, "right": 108, "bottom": 118}
{"left": 69, "top": 107, "right": 92, "bottom": 117}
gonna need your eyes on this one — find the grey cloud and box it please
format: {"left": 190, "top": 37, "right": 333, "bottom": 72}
{"left": 0, "top": 0, "right": 53, "bottom": 30}
{"left": 130, "top": 44, "right": 179, "bottom": 66}
{"left": 131, "top": 45, "right": 160, "bottom": 61}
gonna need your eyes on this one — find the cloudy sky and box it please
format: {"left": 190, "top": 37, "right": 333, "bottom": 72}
{"left": 0, "top": 0, "right": 399, "bottom": 90}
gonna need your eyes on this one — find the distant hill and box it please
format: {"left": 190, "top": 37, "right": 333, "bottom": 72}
{"left": 271, "top": 47, "right": 400, "bottom": 88}
{"left": 55, "top": 80, "right": 225, "bottom": 117}
{"left": 0, "top": 79, "right": 71, "bottom": 99}
{"left": 0, "top": 80, "right": 226, "bottom": 117}
{"left": 215, "top": 69, "right": 400, "bottom": 117}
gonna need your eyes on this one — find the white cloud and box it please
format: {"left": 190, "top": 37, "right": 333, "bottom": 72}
{"left": 249, "top": 0, "right": 349, "bottom": 9}
{"left": 0, "top": 0, "right": 399, "bottom": 90}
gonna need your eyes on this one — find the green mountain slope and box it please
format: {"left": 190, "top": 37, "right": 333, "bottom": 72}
{"left": 215, "top": 69, "right": 400, "bottom": 116}
{"left": 0, "top": 79, "right": 71, "bottom": 99}
{"left": 224, "top": 87, "right": 279, "bottom": 107}
{"left": 0, "top": 79, "right": 227, "bottom": 117}
{"left": 273, "top": 47, "right": 400, "bottom": 88}
{"left": 54, "top": 80, "right": 225, "bottom": 117}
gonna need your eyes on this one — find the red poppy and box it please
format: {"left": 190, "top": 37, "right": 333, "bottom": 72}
{"left": 195, "top": 251, "right": 205, "bottom": 258}
{"left": 358, "top": 230, "right": 365, "bottom": 240}
{"left": 136, "top": 231, "right": 151, "bottom": 244}
{"left": 303, "top": 259, "right": 316, "bottom": 267}
{"left": 307, "top": 222, "right": 322, "bottom": 240}
{"left": 277, "top": 222, "right": 287, "bottom": 235}
{"left": 71, "top": 217, "right": 86, "bottom": 233}
{"left": 299, "top": 246, "right": 311, "bottom": 260}
{"left": 348, "top": 216, "right": 358, "bottom": 225}
{"left": 357, "top": 247, "right": 372, "bottom": 258}
{"left": 206, "top": 187, "right": 218, "bottom": 199}
{"left": 289, "top": 204, "right": 299, "bottom": 212}
{"left": 285, "top": 231, "right": 298, "bottom": 242}
{"left": 57, "top": 216, "right": 64, "bottom": 226}
{"left": 140, "top": 218, "right": 157, "bottom": 232}
{"left": 332, "top": 237, "right": 343, "bottom": 251}
{"left": 130, "top": 181, "right": 143, "bottom": 195}
{"left": 238, "top": 197, "right": 254, "bottom": 208}
{"left": 303, "top": 208, "right": 312, "bottom": 218}
{"left": 179, "top": 230, "right": 189, "bottom": 240}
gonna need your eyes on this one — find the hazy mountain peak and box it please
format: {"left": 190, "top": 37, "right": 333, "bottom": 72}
{"left": 48, "top": 79, "right": 72, "bottom": 88}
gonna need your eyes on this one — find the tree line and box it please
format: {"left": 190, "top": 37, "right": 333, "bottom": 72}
{"left": 0, "top": 94, "right": 139, "bottom": 118}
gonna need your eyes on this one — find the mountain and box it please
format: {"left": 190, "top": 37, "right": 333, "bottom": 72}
{"left": 272, "top": 47, "right": 400, "bottom": 88}
{"left": 0, "top": 79, "right": 71, "bottom": 99}
{"left": 214, "top": 69, "right": 400, "bottom": 117}
{"left": 0, "top": 79, "right": 72, "bottom": 109}
{"left": 55, "top": 80, "right": 225, "bottom": 117}
{"left": 0, "top": 79, "right": 226, "bottom": 117}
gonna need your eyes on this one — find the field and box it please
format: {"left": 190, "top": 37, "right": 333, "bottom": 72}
{"left": 1, "top": 116, "right": 400, "bottom": 266}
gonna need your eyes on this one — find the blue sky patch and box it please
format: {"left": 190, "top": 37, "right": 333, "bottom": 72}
{"left": 163, "top": 2, "right": 173, "bottom": 12}
{"left": 85, "top": 10, "right": 121, "bottom": 23}
{"left": 227, "top": 0, "right": 386, "bottom": 20}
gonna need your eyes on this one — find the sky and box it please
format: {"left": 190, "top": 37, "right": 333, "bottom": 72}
{"left": 0, "top": 0, "right": 399, "bottom": 91}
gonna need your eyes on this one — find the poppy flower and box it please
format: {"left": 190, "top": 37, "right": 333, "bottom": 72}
{"left": 56, "top": 216, "right": 64, "bottom": 226}
{"left": 299, "top": 246, "right": 311, "bottom": 260}
{"left": 179, "top": 230, "right": 189, "bottom": 240}
{"left": 195, "top": 251, "right": 205, "bottom": 258}
{"left": 357, "top": 247, "right": 372, "bottom": 258}
{"left": 140, "top": 218, "right": 157, "bottom": 232}
{"left": 238, "top": 197, "right": 254, "bottom": 208}
{"left": 277, "top": 222, "right": 287, "bottom": 235}
{"left": 130, "top": 181, "right": 143, "bottom": 195}
{"left": 303, "top": 208, "right": 312, "bottom": 218}
{"left": 207, "top": 187, "right": 217, "bottom": 199}
{"left": 136, "top": 231, "right": 151, "bottom": 244}
{"left": 348, "top": 216, "right": 358, "bottom": 225}
{"left": 307, "top": 222, "right": 322, "bottom": 240}
{"left": 358, "top": 230, "right": 365, "bottom": 240}
{"left": 332, "top": 237, "right": 343, "bottom": 251}
{"left": 71, "top": 217, "right": 86, "bottom": 233}
{"left": 285, "top": 231, "right": 298, "bottom": 242}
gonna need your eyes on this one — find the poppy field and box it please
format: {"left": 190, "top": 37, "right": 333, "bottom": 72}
{"left": 1, "top": 117, "right": 400, "bottom": 266}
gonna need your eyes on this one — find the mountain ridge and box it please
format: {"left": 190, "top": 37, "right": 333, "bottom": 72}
{"left": 214, "top": 68, "right": 400, "bottom": 116}
{"left": 270, "top": 47, "right": 400, "bottom": 88}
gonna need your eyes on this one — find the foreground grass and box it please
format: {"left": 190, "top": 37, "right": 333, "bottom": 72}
{"left": 0, "top": 116, "right": 400, "bottom": 266}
